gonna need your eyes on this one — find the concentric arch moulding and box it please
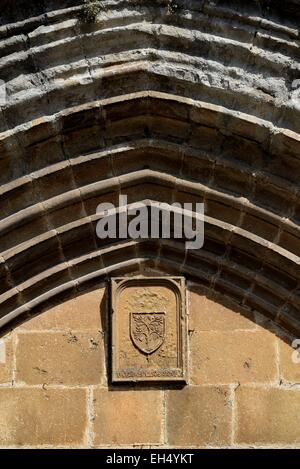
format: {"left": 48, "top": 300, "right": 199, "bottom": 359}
{"left": 111, "top": 277, "right": 187, "bottom": 384}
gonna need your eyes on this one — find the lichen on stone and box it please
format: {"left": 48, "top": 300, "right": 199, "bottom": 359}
{"left": 167, "top": 0, "right": 181, "bottom": 14}
{"left": 79, "top": 0, "right": 102, "bottom": 23}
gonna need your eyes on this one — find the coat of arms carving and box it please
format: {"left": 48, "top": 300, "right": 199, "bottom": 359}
{"left": 130, "top": 312, "right": 165, "bottom": 354}
{"left": 111, "top": 276, "right": 187, "bottom": 383}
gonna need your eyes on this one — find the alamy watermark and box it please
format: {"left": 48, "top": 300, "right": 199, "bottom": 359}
{"left": 0, "top": 79, "right": 6, "bottom": 106}
{"left": 291, "top": 79, "right": 300, "bottom": 111}
{"left": 291, "top": 339, "right": 300, "bottom": 364}
{"left": 95, "top": 196, "right": 204, "bottom": 250}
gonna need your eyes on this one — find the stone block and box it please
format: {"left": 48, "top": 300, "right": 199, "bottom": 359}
{"left": 0, "top": 388, "right": 87, "bottom": 446}
{"left": 0, "top": 337, "right": 13, "bottom": 384}
{"left": 16, "top": 331, "right": 104, "bottom": 385}
{"left": 191, "top": 331, "right": 277, "bottom": 384}
{"left": 93, "top": 389, "right": 163, "bottom": 446}
{"left": 18, "top": 288, "right": 105, "bottom": 331}
{"left": 189, "top": 288, "right": 256, "bottom": 331}
{"left": 166, "top": 386, "right": 231, "bottom": 446}
{"left": 235, "top": 386, "right": 300, "bottom": 445}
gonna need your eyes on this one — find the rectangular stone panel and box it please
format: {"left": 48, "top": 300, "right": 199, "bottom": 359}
{"left": 111, "top": 277, "right": 187, "bottom": 383}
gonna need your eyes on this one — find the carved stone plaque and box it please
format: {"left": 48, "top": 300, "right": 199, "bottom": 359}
{"left": 111, "top": 277, "right": 187, "bottom": 383}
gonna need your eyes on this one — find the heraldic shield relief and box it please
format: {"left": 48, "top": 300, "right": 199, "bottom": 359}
{"left": 111, "top": 277, "right": 187, "bottom": 383}
{"left": 130, "top": 312, "right": 165, "bottom": 354}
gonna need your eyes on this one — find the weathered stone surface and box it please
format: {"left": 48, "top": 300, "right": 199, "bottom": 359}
{"left": 0, "top": 337, "right": 13, "bottom": 384}
{"left": 0, "top": 2, "right": 299, "bottom": 335}
{"left": 189, "top": 288, "right": 256, "bottom": 331}
{"left": 0, "top": 0, "right": 300, "bottom": 450}
{"left": 278, "top": 337, "right": 300, "bottom": 383}
{"left": 93, "top": 389, "right": 163, "bottom": 446}
{"left": 0, "top": 388, "right": 87, "bottom": 447}
{"left": 16, "top": 331, "right": 104, "bottom": 385}
{"left": 191, "top": 331, "right": 277, "bottom": 384}
{"left": 111, "top": 277, "right": 187, "bottom": 383}
{"left": 166, "top": 386, "right": 231, "bottom": 447}
{"left": 235, "top": 387, "right": 300, "bottom": 445}
{"left": 0, "top": 284, "right": 298, "bottom": 448}
{"left": 18, "top": 288, "right": 105, "bottom": 331}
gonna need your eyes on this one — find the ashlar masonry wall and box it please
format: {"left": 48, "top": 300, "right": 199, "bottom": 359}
{"left": 0, "top": 283, "right": 299, "bottom": 448}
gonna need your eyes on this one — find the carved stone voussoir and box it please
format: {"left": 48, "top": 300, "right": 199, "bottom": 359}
{"left": 111, "top": 277, "right": 187, "bottom": 383}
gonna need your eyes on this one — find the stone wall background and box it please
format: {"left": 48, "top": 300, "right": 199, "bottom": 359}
{"left": 0, "top": 283, "right": 299, "bottom": 448}
{"left": 0, "top": 0, "right": 300, "bottom": 449}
